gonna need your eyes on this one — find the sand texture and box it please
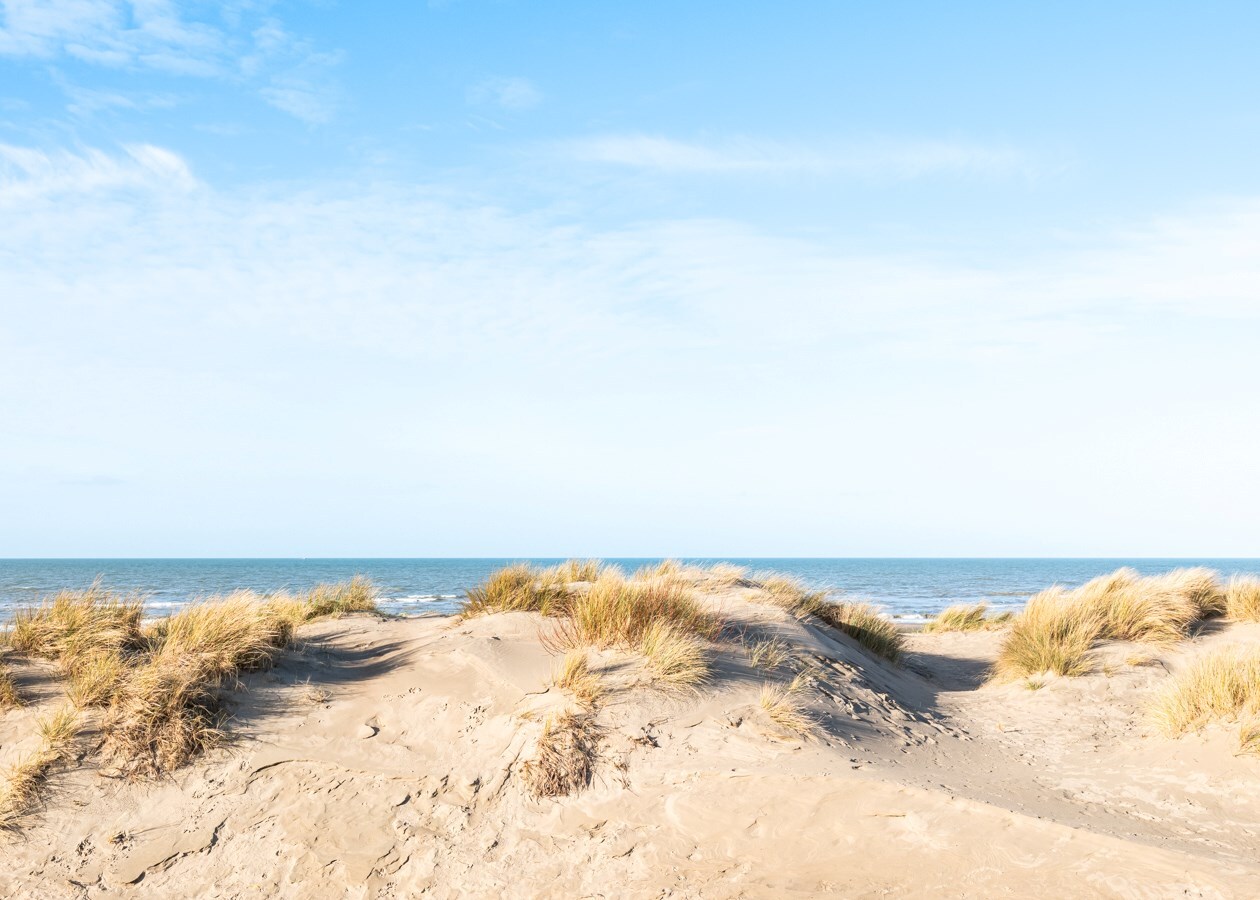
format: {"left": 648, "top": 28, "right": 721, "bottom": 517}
{"left": 2, "top": 587, "right": 1258, "bottom": 899}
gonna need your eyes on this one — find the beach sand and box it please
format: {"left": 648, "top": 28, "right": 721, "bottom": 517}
{"left": 2, "top": 585, "right": 1258, "bottom": 898}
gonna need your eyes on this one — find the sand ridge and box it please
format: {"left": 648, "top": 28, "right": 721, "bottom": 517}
{"left": 1, "top": 586, "right": 1258, "bottom": 898}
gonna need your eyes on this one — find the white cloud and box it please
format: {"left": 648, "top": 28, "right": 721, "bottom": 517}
{"left": 2, "top": 142, "right": 1259, "bottom": 554}
{"left": 0, "top": 141, "right": 195, "bottom": 199}
{"left": 564, "top": 133, "right": 1040, "bottom": 178}
{"left": 467, "top": 76, "right": 542, "bottom": 111}
{"left": 0, "top": 1, "right": 340, "bottom": 122}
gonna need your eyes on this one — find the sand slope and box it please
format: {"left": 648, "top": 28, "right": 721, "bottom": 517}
{"left": 2, "top": 589, "right": 1258, "bottom": 898}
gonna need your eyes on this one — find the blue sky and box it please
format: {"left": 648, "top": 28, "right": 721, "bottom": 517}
{"left": 2, "top": 1, "right": 1259, "bottom": 556}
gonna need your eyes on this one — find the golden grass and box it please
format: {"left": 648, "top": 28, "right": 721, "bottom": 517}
{"left": 100, "top": 594, "right": 296, "bottom": 777}
{"left": 814, "top": 602, "right": 904, "bottom": 662}
{"left": 1225, "top": 576, "right": 1260, "bottom": 623}
{"left": 702, "top": 562, "right": 749, "bottom": 586}
{"left": 560, "top": 575, "right": 718, "bottom": 648}
{"left": 299, "top": 576, "right": 379, "bottom": 620}
{"left": 923, "top": 602, "right": 1013, "bottom": 633}
{"left": 521, "top": 711, "right": 598, "bottom": 798}
{"left": 1240, "top": 719, "right": 1260, "bottom": 757}
{"left": 752, "top": 574, "right": 903, "bottom": 662}
{"left": 639, "top": 622, "right": 709, "bottom": 690}
{"left": 461, "top": 563, "right": 568, "bottom": 618}
{"left": 543, "top": 559, "right": 608, "bottom": 584}
{"left": 554, "top": 651, "right": 604, "bottom": 708}
{"left": 1152, "top": 647, "right": 1260, "bottom": 737}
{"left": 8, "top": 582, "right": 145, "bottom": 664}
{"left": 992, "top": 587, "right": 1102, "bottom": 680}
{"left": 0, "top": 705, "right": 81, "bottom": 829}
{"left": 747, "top": 637, "right": 790, "bottom": 671}
{"left": 65, "top": 651, "right": 125, "bottom": 708}
{"left": 759, "top": 674, "right": 815, "bottom": 737}
{"left": 993, "top": 567, "right": 1233, "bottom": 681}
{"left": 0, "top": 661, "right": 19, "bottom": 708}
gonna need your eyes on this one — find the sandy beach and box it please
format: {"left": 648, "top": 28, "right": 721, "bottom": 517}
{"left": 1, "top": 567, "right": 1257, "bottom": 899}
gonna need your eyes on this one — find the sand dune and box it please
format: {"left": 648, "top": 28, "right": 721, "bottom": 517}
{"left": 2, "top": 579, "right": 1258, "bottom": 898}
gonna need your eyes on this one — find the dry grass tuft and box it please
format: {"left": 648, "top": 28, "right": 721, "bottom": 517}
{"left": 1240, "top": 719, "right": 1260, "bottom": 757}
{"left": 461, "top": 563, "right": 568, "bottom": 618}
{"left": 1225, "top": 576, "right": 1260, "bottom": 623}
{"left": 639, "top": 622, "right": 709, "bottom": 690}
{"left": 993, "top": 587, "right": 1102, "bottom": 680}
{"left": 759, "top": 674, "right": 815, "bottom": 737}
{"left": 65, "top": 651, "right": 125, "bottom": 708}
{"left": 747, "top": 638, "right": 790, "bottom": 671}
{"left": 814, "top": 602, "right": 904, "bottom": 662}
{"left": 9, "top": 582, "right": 145, "bottom": 664}
{"left": 752, "top": 574, "right": 903, "bottom": 662}
{"left": 299, "top": 576, "right": 379, "bottom": 620}
{"left": 521, "top": 711, "right": 599, "bottom": 798}
{"left": 924, "top": 602, "right": 1012, "bottom": 633}
{"left": 0, "top": 661, "right": 19, "bottom": 708}
{"left": 560, "top": 575, "right": 718, "bottom": 649}
{"left": 543, "top": 559, "right": 609, "bottom": 584}
{"left": 1153, "top": 647, "right": 1260, "bottom": 737}
{"left": 993, "top": 567, "right": 1232, "bottom": 681}
{"left": 101, "top": 593, "right": 296, "bottom": 777}
{"left": 554, "top": 651, "right": 604, "bottom": 708}
{"left": 0, "top": 705, "right": 81, "bottom": 828}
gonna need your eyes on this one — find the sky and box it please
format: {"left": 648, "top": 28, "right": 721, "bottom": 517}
{"left": 1, "top": 1, "right": 1259, "bottom": 557}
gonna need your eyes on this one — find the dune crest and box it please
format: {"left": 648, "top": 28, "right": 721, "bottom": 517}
{"left": 1, "top": 568, "right": 1258, "bottom": 898}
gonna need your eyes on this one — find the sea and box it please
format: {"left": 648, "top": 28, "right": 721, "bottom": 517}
{"left": 1, "top": 558, "right": 1258, "bottom": 623}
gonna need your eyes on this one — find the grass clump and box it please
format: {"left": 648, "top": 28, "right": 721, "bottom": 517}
{"left": 759, "top": 674, "right": 815, "bottom": 738}
{"left": 1225, "top": 576, "right": 1260, "bottom": 623}
{"left": 0, "top": 661, "right": 19, "bottom": 708}
{"left": 554, "top": 651, "right": 604, "bottom": 708}
{"left": 521, "top": 711, "right": 598, "bottom": 799}
{"left": 101, "top": 593, "right": 297, "bottom": 777}
{"left": 747, "top": 638, "right": 790, "bottom": 671}
{"left": 461, "top": 564, "right": 568, "bottom": 618}
{"left": 924, "top": 602, "right": 1013, "bottom": 633}
{"left": 561, "top": 575, "right": 718, "bottom": 648}
{"left": 993, "top": 587, "right": 1103, "bottom": 680}
{"left": 299, "top": 576, "right": 378, "bottom": 620}
{"left": 815, "top": 602, "right": 904, "bottom": 663}
{"left": 0, "top": 704, "right": 80, "bottom": 829}
{"left": 753, "top": 574, "right": 903, "bottom": 663}
{"left": 9, "top": 582, "right": 145, "bottom": 665}
{"left": 993, "top": 567, "right": 1236, "bottom": 681}
{"left": 639, "top": 622, "right": 709, "bottom": 690}
{"left": 543, "top": 559, "right": 608, "bottom": 584}
{"left": 1153, "top": 647, "right": 1260, "bottom": 737}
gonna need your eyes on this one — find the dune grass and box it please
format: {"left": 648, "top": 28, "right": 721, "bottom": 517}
{"left": 0, "top": 661, "right": 19, "bottom": 708}
{"left": 298, "top": 576, "right": 379, "bottom": 620}
{"left": 752, "top": 574, "right": 903, "bottom": 662}
{"left": 759, "top": 673, "right": 815, "bottom": 738}
{"left": 520, "top": 710, "right": 598, "bottom": 799}
{"left": 638, "top": 621, "right": 710, "bottom": 690}
{"left": 993, "top": 568, "right": 1235, "bottom": 681}
{"left": 461, "top": 563, "right": 570, "bottom": 618}
{"left": 923, "top": 602, "right": 1013, "bottom": 633}
{"left": 0, "top": 704, "right": 81, "bottom": 829}
{"left": 8, "top": 583, "right": 146, "bottom": 665}
{"left": 747, "top": 637, "right": 790, "bottom": 671}
{"left": 554, "top": 651, "right": 604, "bottom": 709}
{"left": 1225, "top": 576, "right": 1260, "bottom": 623}
{"left": 1152, "top": 647, "right": 1260, "bottom": 738}
{"left": 993, "top": 587, "right": 1103, "bottom": 680}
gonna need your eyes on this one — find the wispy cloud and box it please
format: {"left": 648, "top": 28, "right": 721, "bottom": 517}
{"left": 0, "top": 1, "right": 341, "bottom": 122}
{"left": 467, "top": 76, "right": 542, "bottom": 111}
{"left": 0, "top": 142, "right": 195, "bottom": 199}
{"left": 563, "top": 133, "right": 1041, "bottom": 179}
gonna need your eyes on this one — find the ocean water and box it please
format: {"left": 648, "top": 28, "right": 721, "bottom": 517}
{"left": 2, "top": 558, "right": 1259, "bottom": 622}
